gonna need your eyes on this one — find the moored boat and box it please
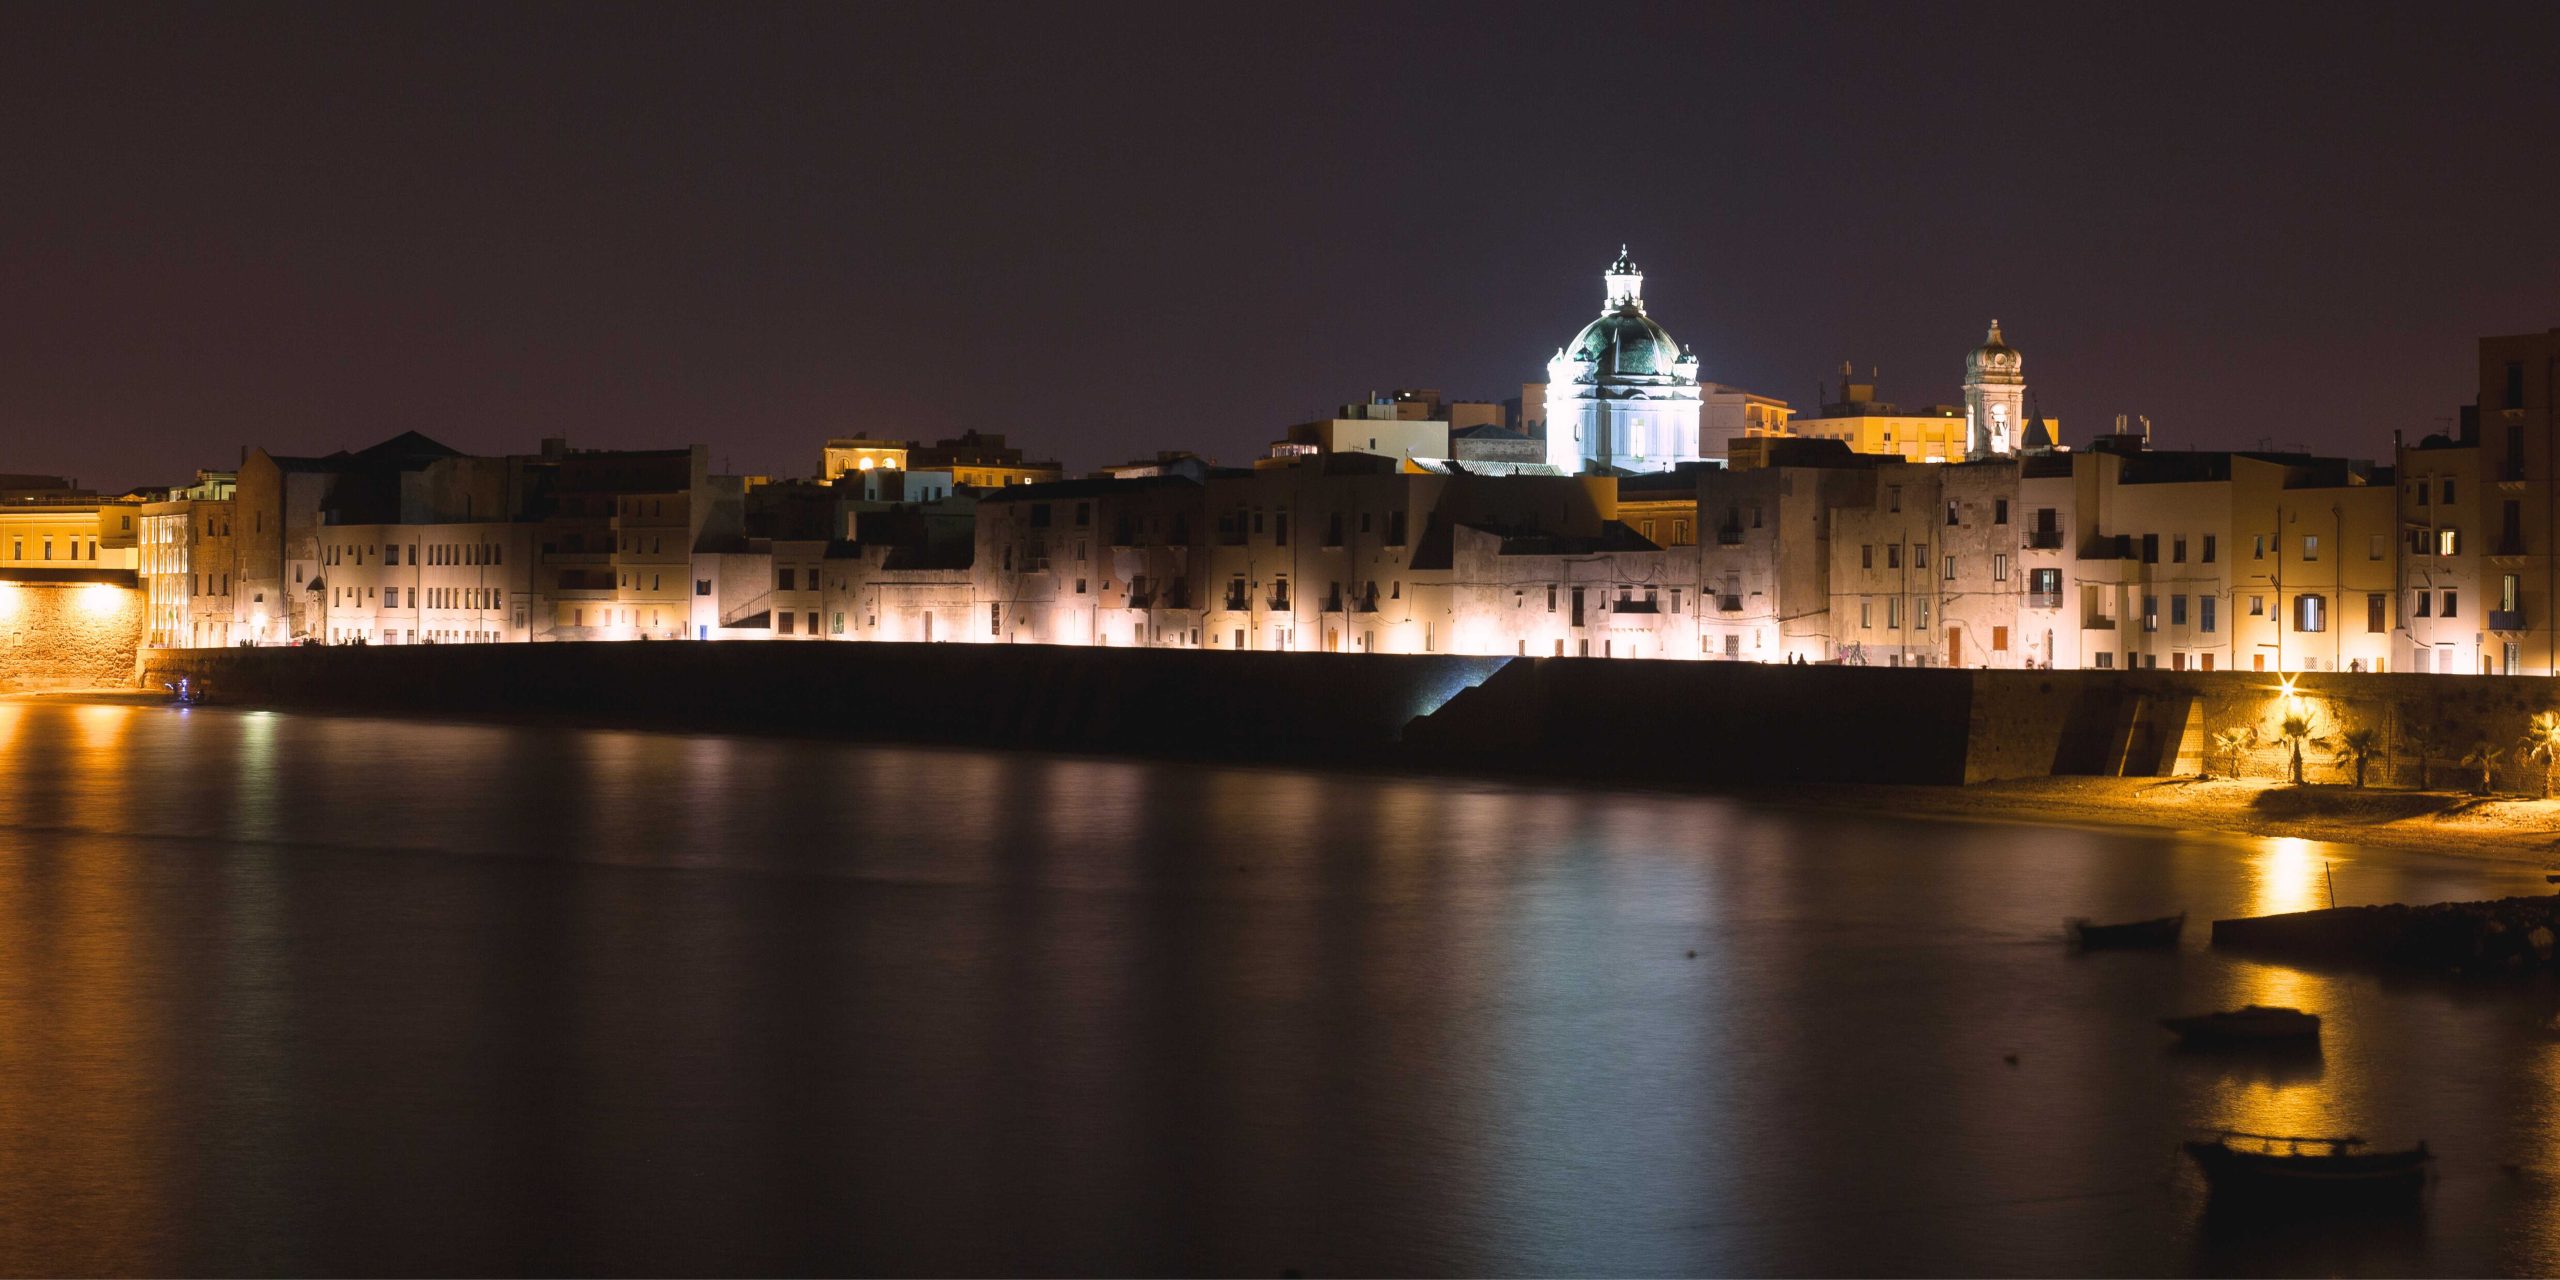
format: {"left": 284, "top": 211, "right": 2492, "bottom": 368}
{"left": 2160, "top": 1004, "right": 2321, "bottom": 1043}
{"left": 2184, "top": 1132, "right": 2429, "bottom": 1200}
{"left": 2066, "top": 911, "right": 2185, "bottom": 949}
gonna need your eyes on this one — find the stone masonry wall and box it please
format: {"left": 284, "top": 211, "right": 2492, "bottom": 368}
{"left": 0, "top": 583, "right": 145, "bottom": 691}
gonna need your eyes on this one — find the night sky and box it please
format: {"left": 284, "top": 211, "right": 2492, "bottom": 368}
{"left": 7, "top": 2, "right": 2558, "bottom": 491}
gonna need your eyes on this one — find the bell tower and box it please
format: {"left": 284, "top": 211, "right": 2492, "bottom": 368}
{"left": 1963, "top": 319, "right": 2026, "bottom": 459}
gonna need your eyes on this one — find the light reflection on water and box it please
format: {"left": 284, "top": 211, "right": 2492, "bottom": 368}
{"left": 0, "top": 699, "right": 2557, "bottom": 1275}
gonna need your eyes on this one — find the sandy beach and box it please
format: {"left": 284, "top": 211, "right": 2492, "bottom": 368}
{"left": 1832, "top": 774, "right": 2560, "bottom": 866}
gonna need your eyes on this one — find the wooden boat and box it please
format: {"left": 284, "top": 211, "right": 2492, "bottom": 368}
{"left": 2184, "top": 1132, "right": 2429, "bottom": 1200}
{"left": 2161, "top": 1004, "right": 2321, "bottom": 1043}
{"left": 2065, "top": 911, "right": 2185, "bottom": 949}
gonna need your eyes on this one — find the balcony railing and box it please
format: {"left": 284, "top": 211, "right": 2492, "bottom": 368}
{"left": 1716, "top": 594, "right": 1743, "bottom": 612}
{"left": 1715, "top": 527, "right": 1745, "bottom": 546}
{"left": 2491, "top": 608, "right": 2527, "bottom": 632}
{"left": 1223, "top": 589, "right": 1249, "bottom": 611}
{"left": 2026, "top": 530, "right": 2064, "bottom": 550}
{"left": 2497, "top": 537, "right": 2527, "bottom": 557}
{"left": 2027, "top": 590, "right": 2064, "bottom": 609}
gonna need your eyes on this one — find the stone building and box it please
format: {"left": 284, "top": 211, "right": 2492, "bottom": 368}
{"left": 2395, "top": 330, "right": 2560, "bottom": 675}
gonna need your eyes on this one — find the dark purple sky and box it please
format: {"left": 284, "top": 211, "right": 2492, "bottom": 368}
{"left": 6, "top": 2, "right": 2558, "bottom": 490}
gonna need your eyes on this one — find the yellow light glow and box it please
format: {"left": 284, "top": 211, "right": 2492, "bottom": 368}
{"left": 0, "top": 583, "right": 17, "bottom": 619}
{"left": 80, "top": 583, "right": 121, "bottom": 616}
{"left": 857, "top": 457, "right": 876, "bottom": 471}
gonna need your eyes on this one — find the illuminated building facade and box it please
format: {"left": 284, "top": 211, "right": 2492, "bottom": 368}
{"left": 138, "top": 471, "right": 235, "bottom": 649}
{"left": 820, "top": 437, "right": 910, "bottom": 480}
{"left": 2395, "top": 331, "right": 2560, "bottom": 675}
{"left": 1543, "top": 249, "right": 1705, "bottom": 474}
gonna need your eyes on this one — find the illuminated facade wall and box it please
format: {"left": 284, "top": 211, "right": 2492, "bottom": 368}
{"left": 312, "top": 523, "right": 539, "bottom": 644}
{"left": 0, "top": 578, "right": 144, "bottom": 691}
{"left": 2395, "top": 331, "right": 2560, "bottom": 677}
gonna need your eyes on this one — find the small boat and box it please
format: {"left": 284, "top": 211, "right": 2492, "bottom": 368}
{"left": 2066, "top": 911, "right": 2185, "bottom": 949}
{"left": 2185, "top": 1132, "right": 2430, "bottom": 1200}
{"left": 2161, "top": 1004, "right": 2322, "bottom": 1043}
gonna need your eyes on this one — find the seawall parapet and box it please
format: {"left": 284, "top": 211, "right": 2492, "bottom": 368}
{"left": 2214, "top": 896, "right": 2560, "bottom": 977}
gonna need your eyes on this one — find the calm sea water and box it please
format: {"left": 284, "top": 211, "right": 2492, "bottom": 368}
{"left": 3, "top": 697, "right": 2559, "bottom": 1276}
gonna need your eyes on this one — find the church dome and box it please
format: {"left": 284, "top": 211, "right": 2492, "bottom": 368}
{"left": 1966, "top": 319, "right": 2022, "bottom": 381}
{"left": 1566, "top": 310, "right": 1688, "bottom": 378}
{"left": 1557, "top": 248, "right": 1695, "bottom": 381}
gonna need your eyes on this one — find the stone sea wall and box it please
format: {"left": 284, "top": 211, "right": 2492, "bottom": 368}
{"left": 0, "top": 582, "right": 144, "bottom": 692}
{"left": 2214, "top": 897, "right": 2560, "bottom": 978}
{"left": 132, "top": 644, "right": 2560, "bottom": 788}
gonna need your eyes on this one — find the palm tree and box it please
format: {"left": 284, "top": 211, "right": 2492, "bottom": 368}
{"left": 2212, "top": 726, "right": 2255, "bottom": 779}
{"left": 2401, "top": 711, "right": 2444, "bottom": 790}
{"left": 2334, "top": 726, "right": 2380, "bottom": 789}
{"left": 2462, "top": 740, "right": 2506, "bottom": 796}
{"left": 2520, "top": 712, "right": 2560, "bottom": 798}
{"left": 2274, "top": 710, "right": 2322, "bottom": 786}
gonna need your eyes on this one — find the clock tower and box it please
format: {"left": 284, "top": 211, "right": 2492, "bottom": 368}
{"left": 1962, "top": 320, "right": 2025, "bottom": 460}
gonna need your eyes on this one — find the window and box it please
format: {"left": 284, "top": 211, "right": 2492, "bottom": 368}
{"left": 2252, "top": 535, "right": 2266, "bottom": 560}
{"left": 2302, "top": 535, "right": 2319, "bottom": 561}
{"left": 2506, "top": 360, "right": 2527, "bottom": 410}
{"left": 1994, "top": 499, "right": 2009, "bottom": 525}
{"left": 990, "top": 603, "right": 1002, "bottom": 635}
{"left": 779, "top": 612, "right": 795, "bottom": 636}
{"left": 1388, "top": 511, "right": 1407, "bottom": 545}
{"left": 2440, "top": 528, "right": 2461, "bottom": 556}
{"left": 2198, "top": 535, "right": 2216, "bottom": 564}
{"left": 2367, "top": 593, "right": 2387, "bottom": 633}
{"left": 1943, "top": 556, "right": 1956, "bottom": 580}
{"left": 695, "top": 579, "right": 710, "bottom": 596}
{"left": 1547, "top": 584, "right": 1557, "bottom": 612}
{"left": 1945, "top": 500, "right": 1959, "bottom": 526}
{"left": 2442, "top": 478, "right": 2457, "bottom": 504}
{"left": 2095, "top": 652, "right": 2115, "bottom": 669}
{"left": 1992, "top": 553, "right": 2009, "bottom": 582}
{"left": 2294, "top": 594, "right": 2328, "bottom": 632}
{"left": 1914, "top": 544, "right": 1927, "bottom": 569}
{"left": 778, "top": 567, "right": 795, "bottom": 591}
{"left": 2172, "top": 536, "right": 2187, "bottom": 564}
{"left": 1888, "top": 486, "right": 1902, "bottom": 513}
{"left": 1860, "top": 600, "right": 1873, "bottom": 629}
{"left": 2414, "top": 590, "right": 2431, "bottom": 618}
{"left": 2200, "top": 597, "right": 2217, "bottom": 633}
{"left": 2442, "top": 590, "right": 2458, "bottom": 619}
{"left": 1886, "top": 597, "right": 1902, "bottom": 629}
{"left": 2141, "top": 533, "right": 2159, "bottom": 564}
{"left": 1862, "top": 544, "right": 1874, "bottom": 569}
{"left": 2249, "top": 595, "right": 2265, "bottom": 617}
{"left": 2171, "top": 595, "right": 2189, "bottom": 626}
{"left": 1886, "top": 544, "right": 1901, "bottom": 570}
{"left": 2142, "top": 595, "right": 2159, "bottom": 632}
{"left": 1076, "top": 578, "right": 1088, "bottom": 594}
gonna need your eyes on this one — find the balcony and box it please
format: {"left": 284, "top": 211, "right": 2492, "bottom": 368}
{"left": 2491, "top": 608, "right": 2527, "bottom": 632}
{"left": 2496, "top": 537, "right": 2527, "bottom": 557}
{"left": 2027, "top": 590, "right": 2063, "bottom": 609}
{"left": 1322, "top": 590, "right": 1343, "bottom": 613}
{"left": 1267, "top": 591, "right": 1291, "bottom": 611}
{"left": 1716, "top": 594, "right": 1743, "bottom": 612}
{"left": 2026, "top": 530, "right": 2064, "bottom": 550}
{"left": 1222, "top": 589, "right": 1249, "bottom": 611}
{"left": 1715, "top": 527, "right": 1745, "bottom": 546}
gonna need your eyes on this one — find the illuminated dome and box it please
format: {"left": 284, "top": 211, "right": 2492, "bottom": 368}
{"left": 1966, "top": 319, "right": 2023, "bottom": 382}
{"left": 1564, "top": 311, "right": 1688, "bottom": 378}
{"left": 1541, "top": 248, "right": 1705, "bottom": 473}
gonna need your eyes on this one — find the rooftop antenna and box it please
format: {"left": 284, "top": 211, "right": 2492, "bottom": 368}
{"left": 2140, "top": 415, "right": 2153, "bottom": 445}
